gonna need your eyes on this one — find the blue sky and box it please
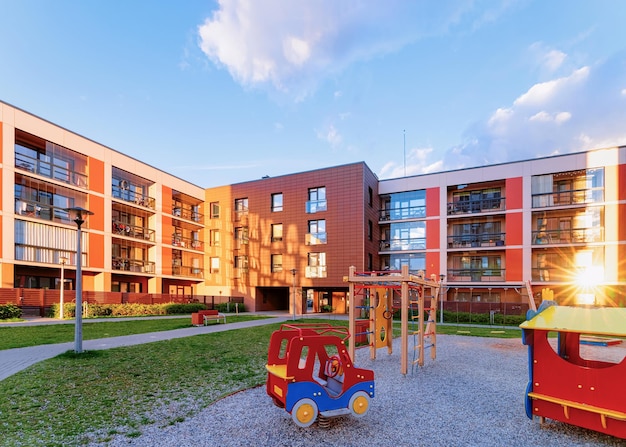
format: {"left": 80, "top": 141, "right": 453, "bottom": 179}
{"left": 1, "top": 1, "right": 625, "bottom": 187}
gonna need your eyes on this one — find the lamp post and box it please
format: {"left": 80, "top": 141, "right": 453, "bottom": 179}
{"left": 290, "top": 268, "right": 297, "bottom": 321}
{"left": 439, "top": 274, "right": 446, "bottom": 324}
{"left": 59, "top": 256, "right": 68, "bottom": 319}
{"left": 65, "top": 207, "right": 94, "bottom": 354}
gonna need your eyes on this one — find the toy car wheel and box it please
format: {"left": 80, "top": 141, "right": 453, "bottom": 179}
{"left": 291, "top": 398, "right": 318, "bottom": 427}
{"left": 349, "top": 391, "right": 370, "bottom": 418}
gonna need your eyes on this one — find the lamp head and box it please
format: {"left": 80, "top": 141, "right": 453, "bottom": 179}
{"left": 65, "top": 207, "right": 94, "bottom": 227}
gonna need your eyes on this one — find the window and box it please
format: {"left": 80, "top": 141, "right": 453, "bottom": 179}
{"left": 368, "top": 187, "right": 373, "bottom": 207}
{"left": 368, "top": 220, "right": 373, "bottom": 241}
{"left": 210, "top": 257, "right": 220, "bottom": 274}
{"left": 306, "top": 252, "right": 327, "bottom": 278}
{"left": 234, "top": 255, "right": 249, "bottom": 275}
{"left": 235, "top": 227, "right": 249, "bottom": 246}
{"left": 271, "top": 254, "right": 283, "bottom": 272}
{"left": 306, "top": 187, "right": 327, "bottom": 213}
{"left": 210, "top": 202, "right": 220, "bottom": 219}
{"left": 271, "top": 224, "right": 283, "bottom": 242}
{"left": 271, "top": 193, "right": 283, "bottom": 212}
{"left": 367, "top": 253, "right": 373, "bottom": 271}
{"left": 210, "top": 230, "right": 220, "bottom": 247}
{"left": 306, "top": 220, "right": 326, "bottom": 245}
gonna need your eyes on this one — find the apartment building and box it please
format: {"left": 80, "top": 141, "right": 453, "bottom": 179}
{"left": 203, "top": 162, "right": 380, "bottom": 314}
{"left": 2, "top": 100, "right": 624, "bottom": 315}
{"left": 1, "top": 101, "right": 206, "bottom": 300}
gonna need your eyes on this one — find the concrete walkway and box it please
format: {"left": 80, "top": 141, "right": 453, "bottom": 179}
{"left": 0, "top": 315, "right": 292, "bottom": 382}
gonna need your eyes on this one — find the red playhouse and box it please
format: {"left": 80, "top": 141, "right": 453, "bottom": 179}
{"left": 265, "top": 323, "right": 375, "bottom": 427}
{"left": 520, "top": 303, "right": 626, "bottom": 439}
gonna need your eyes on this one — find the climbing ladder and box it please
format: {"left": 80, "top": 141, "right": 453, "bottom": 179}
{"left": 410, "top": 281, "right": 439, "bottom": 372}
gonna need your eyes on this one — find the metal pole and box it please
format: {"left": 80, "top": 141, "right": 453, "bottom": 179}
{"left": 75, "top": 220, "right": 84, "bottom": 353}
{"left": 439, "top": 274, "right": 445, "bottom": 324}
{"left": 291, "top": 269, "right": 297, "bottom": 321}
{"left": 59, "top": 258, "right": 66, "bottom": 319}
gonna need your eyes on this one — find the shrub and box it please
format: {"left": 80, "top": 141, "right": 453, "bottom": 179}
{"left": 215, "top": 302, "right": 245, "bottom": 313}
{"left": 62, "top": 302, "right": 207, "bottom": 318}
{"left": 0, "top": 303, "right": 22, "bottom": 320}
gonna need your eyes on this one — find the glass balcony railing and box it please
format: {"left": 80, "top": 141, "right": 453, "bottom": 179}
{"left": 112, "top": 257, "right": 155, "bottom": 274}
{"left": 113, "top": 220, "right": 155, "bottom": 242}
{"left": 172, "top": 264, "right": 204, "bottom": 278}
{"left": 447, "top": 269, "right": 505, "bottom": 282}
{"left": 532, "top": 227, "right": 604, "bottom": 245}
{"left": 305, "top": 232, "right": 327, "bottom": 245}
{"left": 112, "top": 185, "right": 155, "bottom": 210}
{"left": 531, "top": 188, "right": 603, "bottom": 208}
{"left": 15, "top": 198, "right": 73, "bottom": 224}
{"left": 172, "top": 234, "right": 203, "bottom": 250}
{"left": 379, "top": 238, "right": 426, "bottom": 251}
{"left": 172, "top": 205, "right": 203, "bottom": 224}
{"left": 447, "top": 197, "right": 504, "bottom": 215}
{"left": 15, "top": 153, "right": 88, "bottom": 188}
{"left": 447, "top": 233, "right": 505, "bottom": 248}
{"left": 306, "top": 200, "right": 327, "bottom": 214}
{"left": 305, "top": 266, "right": 327, "bottom": 278}
{"left": 379, "top": 206, "right": 426, "bottom": 221}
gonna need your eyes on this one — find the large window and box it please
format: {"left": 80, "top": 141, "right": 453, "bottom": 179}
{"left": 306, "top": 220, "right": 326, "bottom": 245}
{"left": 210, "top": 257, "right": 220, "bottom": 274}
{"left": 385, "top": 253, "right": 425, "bottom": 273}
{"left": 306, "top": 252, "right": 327, "bottom": 278}
{"left": 306, "top": 187, "right": 327, "bottom": 213}
{"left": 271, "top": 254, "right": 283, "bottom": 272}
{"left": 210, "top": 230, "right": 220, "bottom": 247}
{"left": 235, "top": 227, "right": 249, "bottom": 247}
{"left": 210, "top": 202, "right": 220, "bottom": 219}
{"left": 531, "top": 168, "right": 604, "bottom": 208}
{"left": 381, "top": 190, "right": 426, "bottom": 220}
{"left": 271, "top": 193, "right": 283, "bottom": 212}
{"left": 271, "top": 224, "right": 283, "bottom": 242}
{"left": 235, "top": 198, "right": 248, "bottom": 221}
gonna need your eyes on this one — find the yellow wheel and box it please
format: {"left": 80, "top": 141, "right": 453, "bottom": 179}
{"left": 349, "top": 391, "right": 370, "bottom": 417}
{"left": 291, "top": 398, "right": 318, "bottom": 427}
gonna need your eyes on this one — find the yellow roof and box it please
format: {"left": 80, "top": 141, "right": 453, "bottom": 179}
{"left": 519, "top": 305, "right": 626, "bottom": 337}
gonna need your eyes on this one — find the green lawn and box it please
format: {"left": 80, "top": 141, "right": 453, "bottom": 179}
{"left": 0, "top": 315, "right": 265, "bottom": 350}
{"left": 0, "top": 317, "right": 522, "bottom": 446}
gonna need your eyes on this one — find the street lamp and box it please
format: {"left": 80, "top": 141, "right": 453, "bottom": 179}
{"left": 65, "top": 206, "right": 94, "bottom": 354}
{"left": 59, "top": 256, "right": 68, "bottom": 319}
{"left": 290, "top": 268, "right": 297, "bottom": 321}
{"left": 439, "top": 274, "right": 446, "bottom": 324}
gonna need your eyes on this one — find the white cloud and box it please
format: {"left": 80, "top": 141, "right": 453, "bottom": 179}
{"left": 379, "top": 146, "right": 442, "bottom": 179}
{"left": 197, "top": 0, "right": 496, "bottom": 100}
{"left": 317, "top": 123, "right": 342, "bottom": 147}
{"left": 514, "top": 66, "right": 589, "bottom": 107}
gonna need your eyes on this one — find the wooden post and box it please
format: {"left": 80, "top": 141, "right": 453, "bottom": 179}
{"left": 348, "top": 266, "right": 356, "bottom": 361}
{"left": 401, "top": 265, "right": 409, "bottom": 375}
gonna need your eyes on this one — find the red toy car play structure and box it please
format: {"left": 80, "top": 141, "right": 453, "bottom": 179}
{"left": 266, "top": 323, "right": 375, "bottom": 427}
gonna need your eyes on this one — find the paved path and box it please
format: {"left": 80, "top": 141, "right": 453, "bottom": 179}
{"left": 0, "top": 315, "right": 291, "bottom": 382}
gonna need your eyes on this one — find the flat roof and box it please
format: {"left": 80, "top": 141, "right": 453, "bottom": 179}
{"left": 520, "top": 305, "right": 626, "bottom": 337}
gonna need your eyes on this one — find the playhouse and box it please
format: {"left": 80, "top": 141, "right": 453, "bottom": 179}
{"left": 520, "top": 303, "right": 626, "bottom": 439}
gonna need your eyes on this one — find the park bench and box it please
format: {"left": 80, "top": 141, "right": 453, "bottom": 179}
{"left": 192, "top": 309, "right": 226, "bottom": 326}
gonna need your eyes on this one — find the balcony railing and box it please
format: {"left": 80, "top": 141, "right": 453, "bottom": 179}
{"left": 306, "top": 232, "right": 327, "bottom": 245}
{"left": 447, "top": 269, "right": 505, "bottom": 282}
{"left": 532, "top": 227, "right": 604, "bottom": 245}
{"left": 305, "top": 200, "right": 327, "bottom": 214}
{"left": 172, "top": 234, "right": 203, "bottom": 250}
{"left": 447, "top": 197, "right": 504, "bottom": 215}
{"left": 113, "top": 220, "right": 155, "bottom": 242}
{"left": 15, "top": 199, "right": 72, "bottom": 224}
{"left": 379, "top": 206, "right": 426, "bottom": 221}
{"left": 172, "top": 264, "right": 204, "bottom": 278}
{"left": 379, "top": 238, "right": 426, "bottom": 251}
{"left": 531, "top": 188, "right": 603, "bottom": 208}
{"left": 112, "top": 257, "right": 155, "bottom": 274}
{"left": 172, "top": 206, "right": 203, "bottom": 224}
{"left": 112, "top": 185, "right": 156, "bottom": 210}
{"left": 447, "top": 233, "right": 505, "bottom": 248}
{"left": 15, "top": 152, "right": 88, "bottom": 188}
{"left": 305, "top": 266, "right": 327, "bottom": 278}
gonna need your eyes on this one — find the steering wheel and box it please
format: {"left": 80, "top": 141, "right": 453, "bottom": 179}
{"left": 325, "top": 355, "right": 343, "bottom": 378}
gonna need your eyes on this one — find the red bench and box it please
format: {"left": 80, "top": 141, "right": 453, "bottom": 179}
{"left": 192, "top": 309, "right": 226, "bottom": 326}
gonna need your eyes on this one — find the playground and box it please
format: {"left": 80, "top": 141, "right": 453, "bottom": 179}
{"left": 98, "top": 333, "right": 626, "bottom": 447}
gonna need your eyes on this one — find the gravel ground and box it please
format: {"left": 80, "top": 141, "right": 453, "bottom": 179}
{"left": 95, "top": 334, "right": 626, "bottom": 447}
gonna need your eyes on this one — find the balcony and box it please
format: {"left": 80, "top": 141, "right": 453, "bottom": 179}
{"left": 172, "top": 205, "right": 203, "bottom": 224}
{"left": 532, "top": 227, "right": 603, "bottom": 245}
{"left": 447, "top": 197, "right": 505, "bottom": 215}
{"left": 15, "top": 199, "right": 72, "bottom": 224}
{"left": 306, "top": 266, "right": 327, "bottom": 278}
{"left": 448, "top": 233, "right": 505, "bottom": 249}
{"left": 447, "top": 268, "right": 505, "bottom": 282}
{"left": 113, "top": 220, "right": 155, "bottom": 242}
{"left": 172, "top": 263, "right": 204, "bottom": 278}
{"left": 532, "top": 188, "right": 603, "bottom": 208}
{"left": 379, "top": 237, "right": 426, "bottom": 251}
{"left": 305, "top": 232, "right": 327, "bottom": 245}
{"left": 15, "top": 152, "right": 88, "bottom": 188}
{"left": 112, "top": 257, "right": 155, "bottom": 274}
{"left": 112, "top": 184, "right": 155, "bottom": 210}
{"left": 172, "top": 234, "right": 203, "bottom": 250}
{"left": 305, "top": 200, "right": 327, "bottom": 214}
{"left": 379, "top": 205, "right": 426, "bottom": 222}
